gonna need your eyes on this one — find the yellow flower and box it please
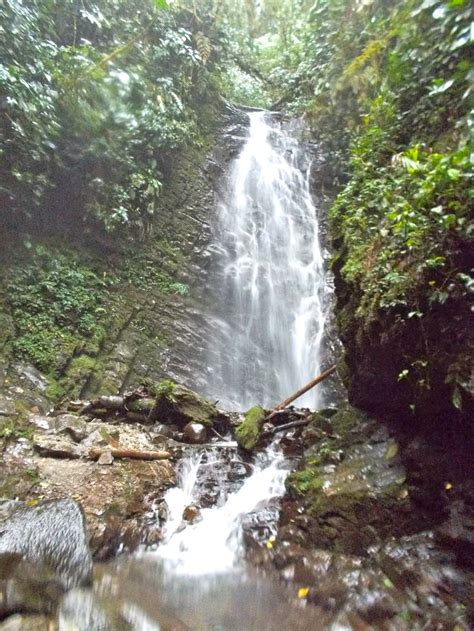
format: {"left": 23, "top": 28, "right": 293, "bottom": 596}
{"left": 298, "top": 587, "right": 310, "bottom": 599}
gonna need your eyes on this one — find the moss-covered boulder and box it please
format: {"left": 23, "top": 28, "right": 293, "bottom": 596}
{"left": 150, "top": 379, "right": 223, "bottom": 429}
{"left": 284, "top": 404, "right": 414, "bottom": 553}
{"left": 235, "top": 406, "right": 266, "bottom": 451}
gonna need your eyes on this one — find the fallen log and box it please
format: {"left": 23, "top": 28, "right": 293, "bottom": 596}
{"left": 89, "top": 447, "right": 170, "bottom": 461}
{"left": 262, "top": 418, "right": 312, "bottom": 437}
{"left": 266, "top": 365, "right": 337, "bottom": 421}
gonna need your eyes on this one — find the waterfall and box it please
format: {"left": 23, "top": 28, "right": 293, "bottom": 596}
{"left": 206, "top": 111, "right": 328, "bottom": 411}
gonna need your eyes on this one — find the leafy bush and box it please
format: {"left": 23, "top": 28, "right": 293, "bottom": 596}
{"left": 7, "top": 245, "right": 113, "bottom": 371}
{"left": 0, "top": 0, "right": 221, "bottom": 233}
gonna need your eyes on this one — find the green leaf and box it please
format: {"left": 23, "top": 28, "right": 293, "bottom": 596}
{"left": 153, "top": 0, "right": 168, "bottom": 8}
{"left": 452, "top": 386, "right": 462, "bottom": 410}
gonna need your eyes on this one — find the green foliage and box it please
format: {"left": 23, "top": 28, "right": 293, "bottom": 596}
{"left": 257, "top": 0, "right": 472, "bottom": 179}
{"left": 6, "top": 244, "right": 112, "bottom": 372}
{"left": 0, "top": 0, "right": 222, "bottom": 232}
{"left": 253, "top": 0, "right": 473, "bottom": 413}
{"left": 332, "top": 128, "right": 472, "bottom": 318}
{"left": 0, "top": 418, "right": 33, "bottom": 441}
{"left": 122, "top": 254, "right": 189, "bottom": 295}
{"left": 152, "top": 379, "right": 178, "bottom": 400}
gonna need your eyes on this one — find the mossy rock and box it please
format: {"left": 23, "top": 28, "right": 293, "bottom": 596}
{"left": 286, "top": 403, "right": 413, "bottom": 553}
{"left": 235, "top": 406, "right": 266, "bottom": 451}
{"left": 126, "top": 398, "right": 155, "bottom": 415}
{"left": 150, "top": 379, "right": 221, "bottom": 429}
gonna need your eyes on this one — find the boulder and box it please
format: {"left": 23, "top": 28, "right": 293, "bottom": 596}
{"left": 0, "top": 614, "right": 55, "bottom": 630}
{"left": 53, "top": 415, "right": 88, "bottom": 442}
{"left": 0, "top": 553, "right": 63, "bottom": 619}
{"left": 150, "top": 380, "right": 223, "bottom": 429}
{"left": 182, "top": 505, "right": 200, "bottom": 523}
{"left": 235, "top": 406, "right": 266, "bottom": 451}
{"left": 0, "top": 499, "right": 93, "bottom": 589}
{"left": 33, "top": 435, "right": 80, "bottom": 459}
{"left": 183, "top": 422, "right": 207, "bottom": 444}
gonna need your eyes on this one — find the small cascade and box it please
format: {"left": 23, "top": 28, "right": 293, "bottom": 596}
{"left": 156, "top": 444, "right": 288, "bottom": 575}
{"left": 205, "top": 111, "right": 329, "bottom": 410}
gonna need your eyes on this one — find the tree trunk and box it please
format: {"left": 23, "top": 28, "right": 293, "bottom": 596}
{"left": 266, "top": 365, "right": 337, "bottom": 421}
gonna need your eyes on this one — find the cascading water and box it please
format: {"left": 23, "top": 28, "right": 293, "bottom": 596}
{"left": 157, "top": 444, "right": 288, "bottom": 575}
{"left": 59, "top": 112, "right": 330, "bottom": 630}
{"left": 206, "top": 111, "right": 328, "bottom": 411}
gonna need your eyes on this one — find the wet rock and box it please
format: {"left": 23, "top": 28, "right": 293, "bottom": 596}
{"left": 150, "top": 380, "right": 225, "bottom": 429}
{"left": 279, "top": 550, "right": 333, "bottom": 585}
{"left": 0, "top": 614, "right": 56, "bottom": 630}
{"left": 235, "top": 406, "right": 266, "bottom": 451}
{"left": 0, "top": 552, "right": 63, "bottom": 619}
{"left": 228, "top": 460, "right": 251, "bottom": 481}
{"left": 0, "top": 499, "right": 93, "bottom": 589}
{"left": 33, "top": 435, "right": 79, "bottom": 459}
{"left": 182, "top": 505, "right": 200, "bottom": 523}
{"left": 183, "top": 422, "right": 207, "bottom": 444}
{"left": 436, "top": 490, "right": 474, "bottom": 566}
{"left": 284, "top": 403, "right": 413, "bottom": 554}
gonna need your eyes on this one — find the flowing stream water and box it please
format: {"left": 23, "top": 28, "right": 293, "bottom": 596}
{"left": 60, "top": 111, "right": 330, "bottom": 629}
{"left": 206, "top": 111, "right": 328, "bottom": 410}
{"left": 156, "top": 443, "right": 288, "bottom": 575}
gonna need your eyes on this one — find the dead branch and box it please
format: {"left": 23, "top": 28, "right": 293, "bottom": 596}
{"left": 266, "top": 365, "right": 337, "bottom": 421}
{"left": 89, "top": 447, "right": 170, "bottom": 461}
{"left": 262, "top": 418, "right": 312, "bottom": 437}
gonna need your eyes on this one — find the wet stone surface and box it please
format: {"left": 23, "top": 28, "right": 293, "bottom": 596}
{"left": 0, "top": 386, "right": 472, "bottom": 629}
{"left": 242, "top": 403, "right": 473, "bottom": 628}
{"left": 0, "top": 499, "right": 92, "bottom": 589}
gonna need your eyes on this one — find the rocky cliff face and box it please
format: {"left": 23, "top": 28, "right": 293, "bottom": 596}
{"left": 0, "top": 107, "right": 249, "bottom": 421}
{"left": 331, "top": 241, "right": 473, "bottom": 437}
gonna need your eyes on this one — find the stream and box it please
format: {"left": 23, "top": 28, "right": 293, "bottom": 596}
{"left": 61, "top": 443, "right": 328, "bottom": 630}
{"left": 29, "top": 108, "right": 470, "bottom": 631}
{"left": 59, "top": 112, "right": 332, "bottom": 628}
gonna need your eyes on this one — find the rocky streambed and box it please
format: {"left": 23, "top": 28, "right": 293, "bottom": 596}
{"left": 0, "top": 380, "right": 473, "bottom": 629}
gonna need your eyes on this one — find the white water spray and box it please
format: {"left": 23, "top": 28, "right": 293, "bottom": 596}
{"left": 157, "top": 445, "right": 288, "bottom": 575}
{"left": 206, "top": 111, "right": 328, "bottom": 410}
